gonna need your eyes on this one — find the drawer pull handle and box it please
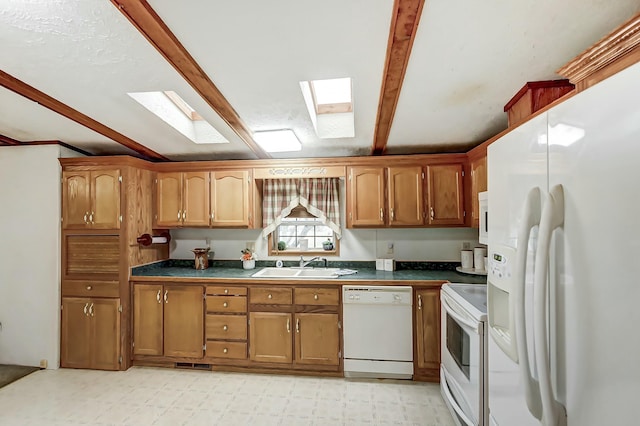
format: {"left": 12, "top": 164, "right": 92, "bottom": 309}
{"left": 156, "top": 290, "right": 161, "bottom": 303}
{"left": 83, "top": 303, "right": 89, "bottom": 316}
{"left": 286, "top": 318, "right": 291, "bottom": 333}
{"left": 86, "top": 285, "right": 92, "bottom": 291}
{"left": 223, "top": 325, "right": 228, "bottom": 331}
{"left": 164, "top": 290, "right": 168, "bottom": 304}
{"left": 314, "top": 294, "right": 319, "bottom": 300}
{"left": 223, "top": 302, "right": 228, "bottom": 308}
{"left": 223, "top": 348, "right": 228, "bottom": 354}
{"left": 224, "top": 289, "right": 229, "bottom": 294}
{"left": 88, "top": 303, "right": 94, "bottom": 317}
{"left": 268, "top": 294, "right": 272, "bottom": 299}
{"left": 296, "top": 318, "right": 300, "bottom": 333}
{"left": 418, "top": 294, "right": 422, "bottom": 310}
{"left": 83, "top": 212, "right": 88, "bottom": 224}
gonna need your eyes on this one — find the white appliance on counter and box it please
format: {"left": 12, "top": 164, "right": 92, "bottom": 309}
{"left": 342, "top": 285, "right": 413, "bottom": 379}
{"left": 441, "top": 283, "right": 488, "bottom": 426}
{"left": 487, "top": 61, "right": 640, "bottom": 426}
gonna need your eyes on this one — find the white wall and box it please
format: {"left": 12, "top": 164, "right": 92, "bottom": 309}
{"left": 170, "top": 226, "right": 480, "bottom": 262}
{"left": 0, "top": 145, "right": 77, "bottom": 368}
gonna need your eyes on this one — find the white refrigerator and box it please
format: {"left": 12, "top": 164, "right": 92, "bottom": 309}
{"left": 487, "top": 60, "right": 640, "bottom": 426}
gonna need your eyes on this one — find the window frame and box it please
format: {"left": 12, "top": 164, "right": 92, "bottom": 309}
{"left": 267, "top": 217, "right": 339, "bottom": 256}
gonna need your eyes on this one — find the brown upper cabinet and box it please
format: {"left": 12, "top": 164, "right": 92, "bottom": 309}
{"left": 425, "top": 163, "right": 465, "bottom": 226}
{"left": 347, "top": 166, "right": 424, "bottom": 228}
{"left": 62, "top": 169, "right": 121, "bottom": 230}
{"left": 210, "top": 170, "right": 251, "bottom": 227}
{"left": 469, "top": 155, "right": 487, "bottom": 228}
{"left": 155, "top": 172, "right": 210, "bottom": 227}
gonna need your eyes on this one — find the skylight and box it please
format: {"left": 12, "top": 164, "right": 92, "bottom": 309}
{"left": 127, "top": 91, "right": 229, "bottom": 144}
{"left": 300, "top": 77, "right": 354, "bottom": 138}
{"left": 254, "top": 129, "right": 302, "bottom": 152}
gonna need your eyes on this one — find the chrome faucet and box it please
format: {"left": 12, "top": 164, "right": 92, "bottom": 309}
{"left": 299, "top": 255, "right": 322, "bottom": 268}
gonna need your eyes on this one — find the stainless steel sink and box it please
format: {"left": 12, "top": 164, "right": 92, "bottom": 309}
{"left": 251, "top": 267, "right": 341, "bottom": 279}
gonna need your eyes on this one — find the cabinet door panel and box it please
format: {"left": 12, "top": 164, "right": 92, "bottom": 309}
{"left": 347, "top": 167, "right": 385, "bottom": 227}
{"left": 470, "top": 156, "right": 487, "bottom": 228}
{"left": 163, "top": 286, "right": 204, "bottom": 358}
{"left": 388, "top": 166, "right": 424, "bottom": 226}
{"left": 156, "top": 173, "right": 182, "bottom": 227}
{"left": 91, "top": 170, "right": 120, "bottom": 229}
{"left": 60, "top": 297, "right": 92, "bottom": 368}
{"left": 62, "top": 171, "right": 91, "bottom": 229}
{"left": 133, "top": 284, "right": 164, "bottom": 356}
{"left": 415, "top": 289, "right": 440, "bottom": 370}
{"left": 183, "top": 172, "right": 210, "bottom": 227}
{"left": 295, "top": 313, "right": 339, "bottom": 366}
{"left": 249, "top": 312, "right": 292, "bottom": 364}
{"left": 210, "top": 170, "right": 250, "bottom": 227}
{"left": 426, "top": 164, "right": 465, "bottom": 226}
{"left": 91, "top": 298, "right": 121, "bottom": 370}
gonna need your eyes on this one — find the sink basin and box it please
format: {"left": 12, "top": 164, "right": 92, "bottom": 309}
{"left": 251, "top": 267, "right": 341, "bottom": 279}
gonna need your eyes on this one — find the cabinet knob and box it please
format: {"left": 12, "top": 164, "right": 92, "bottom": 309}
{"left": 223, "top": 325, "right": 228, "bottom": 331}
{"left": 224, "top": 289, "right": 229, "bottom": 294}
{"left": 268, "top": 294, "right": 273, "bottom": 299}
{"left": 314, "top": 294, "right": 319, "bottom": 300}
{"left": 223, "top": 348, "right": 228, "bottom": 354}
{"left": 223, "top": 302, "right": 228, "bottom": 308}
{"left": 86, "top": 285, "right": 92, "bottom": 291}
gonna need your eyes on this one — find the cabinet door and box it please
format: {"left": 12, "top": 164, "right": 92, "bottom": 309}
{"left": 470, "top": 156, "right": 487, "bottom": 228}
{"left": 249, "top": 312, "right": 292, "bottom": 364}
{"left": 156, "top": 172, "right": 182, "bottom": 227}
{"left": 415, "top": 289, "right": 440, "bottom": 370}
{"left": 347, "top": 167, "right": 386, "bottom": 227}
{"left": 388, "top": 166, "right": 424, "bottom": 226}
{"left": 62, "top": 171, "right": 91, "bottom": 229}
{"left": 210, "top": 170, "right": 250, "bottom": 227}
{"left": 61, "top": 297, "right": 92, "bottom": 368}
{"left": 163, "top": 286, "right": 204, "bottom": 358}
{"left": 183, "top": 172, "right": 210, "bottom": 227}
{"left": 294, "top": 313, "right": 339, "bottom": 366}
{"left": 90, "top": 298, "right": 121, "bottom": 370}
{"left": 426, "top": 164, "right": 465, "bottom": 226}
{"left": 91, "top": 170, "right": 120, "bottom": 229}
{"left": 133, "top": 284, "right": 164, "bottom": 356}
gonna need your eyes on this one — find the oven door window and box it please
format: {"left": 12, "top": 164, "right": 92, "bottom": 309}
{"left": 446, "top": 314, "right": 471, "bottom": 380}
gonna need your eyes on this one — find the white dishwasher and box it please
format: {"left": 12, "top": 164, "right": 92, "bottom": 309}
{"left": 342, "top": 285, "right": 413, "bottom": 379}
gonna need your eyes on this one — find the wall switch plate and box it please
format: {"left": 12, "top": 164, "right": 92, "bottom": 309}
{"left": 387, "top": 242, "right": 394, "bottom": 254}
{"left": 462, "top": 242, "right": 471, "bottom": 250}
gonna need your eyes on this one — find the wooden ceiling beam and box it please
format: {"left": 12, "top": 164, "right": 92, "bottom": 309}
{"left": 0, "top": 134, "right": 21, "bottom": 146}
{"left": 112, "top": 0, "right": 270, "bottom": 159}
{"left": 0, "top": 70, "right": 168, "bottom": 161}
{"left": 371, "top": 0, "right": 425, "bottom": 155}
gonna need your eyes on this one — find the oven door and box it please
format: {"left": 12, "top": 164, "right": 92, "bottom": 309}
{"left": 441, "top": 291, "right": 484, "bottom": 425}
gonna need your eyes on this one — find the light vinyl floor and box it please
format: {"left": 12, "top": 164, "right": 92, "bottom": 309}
{"left": 0, "top": 367, "right": 456, "bottom": 425}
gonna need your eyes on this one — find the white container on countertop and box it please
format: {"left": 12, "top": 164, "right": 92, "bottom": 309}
{"left": 376, "top": 259, "right": 385, "bottom": 271}
{"left": 384, "top": 259, "right": 396, "bottom": 271}
{"left": 474, "top": 247, "right": 487, "bottom": 271}
{"left": 461, "top": 250, "right": 473, "bottom": 269}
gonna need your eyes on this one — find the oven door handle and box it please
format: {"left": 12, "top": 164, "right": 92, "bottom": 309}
{"left": 441, "top": 293, "right": 479, "bottom": 332}
{"left": 440, "top": 365, "right": 474, "bottom": 426}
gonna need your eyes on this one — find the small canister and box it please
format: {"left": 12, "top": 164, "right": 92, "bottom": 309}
{"left": 192, "top": 248, "right": 210, "bottom": 270}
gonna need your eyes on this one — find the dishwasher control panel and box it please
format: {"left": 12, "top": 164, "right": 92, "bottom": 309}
{"left": 343, "top": 286, "right": 412, "bottom": 305}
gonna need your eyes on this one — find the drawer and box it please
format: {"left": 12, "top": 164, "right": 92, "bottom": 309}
{"left": 295, "top": 287, "right": 340, "bottom": 305}
{"left": 205, "top": 341, "right": 247, "bottom": 359}
{"left": 206, "top": 286, "right": 247, "bottom": 296}
{"left": 206, "top": 296, "right": 247, "bottom": 313}
{"left": 62, "top": 280, "right": 119, "bottom": 298}
{"left": 206, "top": 314, "right": 247, "bottom": 340}
{"left": 250, "top": 288, "right": 292, "bottom": 305}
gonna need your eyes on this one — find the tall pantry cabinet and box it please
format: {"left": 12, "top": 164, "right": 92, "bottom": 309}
{"left": 60, "top": 158, "right": 168, "bottom": 370}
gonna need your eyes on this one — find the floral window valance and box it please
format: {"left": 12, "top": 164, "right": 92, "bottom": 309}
{"left": 262, "top": 178, "right": 341, "bottom": 239}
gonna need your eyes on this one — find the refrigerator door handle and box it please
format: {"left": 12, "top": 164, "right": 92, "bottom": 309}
{"left": 533, "top": 184, "right": 567, "bottom": 426}
{"left": 515, "top": 187, "right": 543, "bottom": 420}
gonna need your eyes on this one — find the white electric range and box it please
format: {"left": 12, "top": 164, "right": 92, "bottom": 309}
{"left": 440, "top": 283, "right": 488, "bottom": 426}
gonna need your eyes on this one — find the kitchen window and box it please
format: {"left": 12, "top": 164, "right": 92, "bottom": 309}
{"left": 262, "top": 178, "right": 341, "bottom": 255}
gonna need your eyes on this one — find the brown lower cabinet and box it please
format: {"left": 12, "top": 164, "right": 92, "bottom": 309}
{"left": 132, "top": 284, "right": 204, "bottom": 359}
{"left": 414, "top": 287, "right": 441, "bottom": 381}
{"left": 61, "top": 297, "right": 121, "bottom": 370}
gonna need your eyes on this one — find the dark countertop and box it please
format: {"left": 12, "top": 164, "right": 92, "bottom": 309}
{"left": 131, "top": 260, "right": 487, "bottom": 285}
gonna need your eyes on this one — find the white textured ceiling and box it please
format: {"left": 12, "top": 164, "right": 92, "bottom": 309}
{"left": 0, "top": 0, "right": 638, "bottom": 160}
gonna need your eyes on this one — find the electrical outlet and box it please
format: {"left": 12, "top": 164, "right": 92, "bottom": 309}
{"left": 462, "top": 242, "right": 471, "bottom": 250}
{"left": 387, "top": 242, "right": 394, "bottom": 254}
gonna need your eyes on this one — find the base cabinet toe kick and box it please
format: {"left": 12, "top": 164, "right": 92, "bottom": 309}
{"left": 126, "top": 281, "right": 444, "bottom": 380}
